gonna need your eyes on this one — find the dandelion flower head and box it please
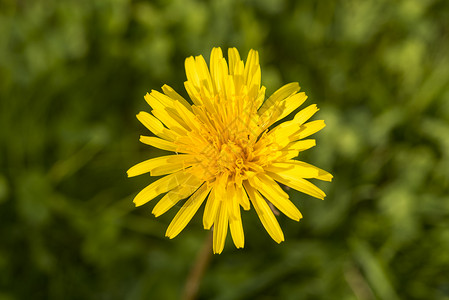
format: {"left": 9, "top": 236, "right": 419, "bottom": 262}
{"left": 127, "top": 47, "right": 332, "bottom": 254}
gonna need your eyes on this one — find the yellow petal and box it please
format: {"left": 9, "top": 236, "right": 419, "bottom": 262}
{"left": 266, "top": 131, "right": 297, "bottom": 150}
{"left": 145, "top": 109, "right": 189, "bottom": 136}
{"left": 275, "top": 92, "right": 308, "bottom": 123}
{"left": 294, "top": 120, "right": 326, "bottom": 140}
{"left": 210, "top": 47, "right": 224, "bottom": 94}
{"left": 151, "top": 109, "right": 189, "bottom": 135}
{"left": 243, "top": 181, "right": 285, "bottom": 243}
{"left": 253, "top": 85, "right": 266, "bottom": 111}
{"left": 194, "top": 55, "right": 214, "bottom": 94}
{"left": 203, "top": 174, "right": 227, "bottom": 229}
{"left": 139, "top": 135, "right": 178, "bottom": 152}
{"left": 226, "top": 184, "right": 239, "bottom": 221}
{"left": 150, "top": 159, "right": 197, "bottom": 177}
{"left": 172, "top": 100, "right": 201, "bottom": 132}
{"left": 185, "top": 56, "right": 201, "bottom": 90}
{"left": 269, "top": 121, "right": 325, "bottom": 150}
{"left": 251, "top": 174, "right": 302, "bottom": 221}
{"left": 144, "top": 91, "right": 173, "bottom": 111}
{"left": 284, "top": 161, "right": 333, "bottom": 182}
{"left": 184, "top": 81, "right": 202, "bottom": 106}
{"left": 147, "top": 91, "right": 191, "bottom": 129}
{"left": 152, "top": 174, "right": 203, "bottom": 217}
{"left": 267, "top": 171, "right": 326, "bottom": 200}
{"left": 166, "top": 183, "right": 211, "bottom": 238}
{"left": 133, "top": 171, "right": 192, "bottom": 207}
{"left": 245, "top": 49, "right": 261, "bottom": 101}
{"left": 136, "top": 111, "right": 177, "bottom": 141}
{"left": 293, "top": 104, "right": 319, "bottom": 125}
{"left": 227, "top": 47, "right": 241, "bottom": 76}
{"left": 282, "top": 139, "right": 316, "bottom": 152}
{"left": 237, "top": 185, "right": 250, "bottom": 210}
{"left": 264, "top": 162, "right": 319, "bottom": 179}
{"left": 259, "top": 82, "right": 300, "bottom": 115}
{"left": 274, "top": 150, "right": 301, "bottom": 161}
{"left": 213, "top": 200, "right": 228, "bottom": 254}
{"left": 229, "top": 49, "right": 245, "bottom": 93}
{"left": 161, "top": 84, "right": 192, "bottom": 110}
{"left": 229, "top": 202, "right": 244, "bottom": 249}
{"left": 216, "top": 57, "right": 229, "bottom": 96}
{"left": 268, "top": 105, "right": 320, "bottom": 144}
{"left": 244, "top": 49, "right": 260, "bottom": 87}
{"left": 202, "top": 186, "right": 219, "bottom": 230}
{"left": 127, "top": 154, "right": 195, "bottom": 177}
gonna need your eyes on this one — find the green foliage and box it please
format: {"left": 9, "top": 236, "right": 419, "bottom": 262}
{"left": 1, "top": 0, "right": 449, "bottom": 299}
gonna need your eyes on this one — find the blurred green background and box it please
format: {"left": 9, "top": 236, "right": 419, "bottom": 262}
{"left": 1, "top": 0, "right": 449, "bottom": 299}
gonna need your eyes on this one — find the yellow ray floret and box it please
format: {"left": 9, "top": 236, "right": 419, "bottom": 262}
{"left": 128, "top": 47, "right": 332, "bottom": 254}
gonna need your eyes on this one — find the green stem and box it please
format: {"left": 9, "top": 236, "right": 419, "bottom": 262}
{"left": 182, "top": 231, "right": 214, "bottom": 300}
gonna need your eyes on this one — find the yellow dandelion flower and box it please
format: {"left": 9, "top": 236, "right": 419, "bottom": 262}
{"left": 128, "top": 47, "right": 332, "bottom": 254}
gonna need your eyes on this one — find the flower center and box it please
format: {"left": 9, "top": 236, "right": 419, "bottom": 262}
{"left": 217, "top": 142, "right": 245, "bottom": 173}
